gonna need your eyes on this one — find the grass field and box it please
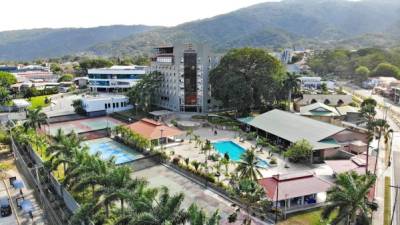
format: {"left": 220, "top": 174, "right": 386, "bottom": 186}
{"left": 27, "top": 95, "right": 50, "bottom": 110}
{"left": 384, "top": 176, "right": 391, "bottom": 225}
{"left": 278, "top": 209, "right": 333, "bottom": 225}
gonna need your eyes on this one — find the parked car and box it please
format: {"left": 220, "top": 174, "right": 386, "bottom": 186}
{"left": 0, "top": 197, "right": 12, "bottom": 217}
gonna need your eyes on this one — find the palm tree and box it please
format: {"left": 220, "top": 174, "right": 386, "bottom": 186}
{"left": 0, "top": 87, "right": 11, "bottom": 106}
{"left": 191, "top": 161, "right": 201, "bottom": 173}
{"left": 186, "top": 129, "right": 194, "bottom": 143}
{"left": 93, "top": 166, "right": 145, "bottom": 217}
{"left": 235, "top": 148, "right": 262, "bottom": 181}
{"left": 220, "top": 157, "right": 230, "bottom": 177}
{"left": 24, "top": 107, "right": 48, "bottom": 131}
{"left": 187, "top": 204, "right": 220, "bottom": 225}
{"left": 322, "top": 172, "right": 378, "bottom": 225}
{"left": 283, "top": 72, "right": 299, "bottom": 111}
{"left": 372, "top": 119, "right": 388, "bottom": 176}
{"left": 46, "top": 131, "right": 84, "bottom": 175}
{"left": 360, "top": 100, "right": 377, "bottom": 174}
{"left": 116, "top": 186, "right": 187, "bottom": 225}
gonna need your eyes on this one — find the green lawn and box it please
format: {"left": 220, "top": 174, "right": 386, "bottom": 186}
{"left": 27, "top": 95, "right": 50, "bottom": 110}
{"left": 279, "top": 209, "right": 333, "bottom": 225}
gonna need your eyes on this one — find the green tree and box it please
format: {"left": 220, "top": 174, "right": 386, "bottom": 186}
{"left": 58, "top": 73, "right": 74, "bottom": 82}
{"left": 322, "top": 172, "right": 378, "bottom": 225}
{"left": 187, "top": 204, "right": 220, "bottom": 225}
{"left": 72, "top": 99, "right": 85, "bottom": 114}
{"left": 235, "top": 148, "right": 262, "bottom": 181}
{"left": 321, "top": 83, "right": 329, "bottom": 94}
{"left": 50, "top": 63, "right": 63, "bottom": 74}
{"left": 209, "top": 48, "right": 285, "bottom": 116}
{"left": 283, "top": 72, "right": 299, "bottom": 111}
{"left": 284, "top": 139, "right": 313, "bottom": 163}
{"left": 371, "top": 63, "right": 400, "bottom": 79}
{"left": 78, "top": 58, "right": 113, "bottom": 75}
{"left": 232, "top": 179, "right": 271, "bottom": 225}
{"left": 24, "top": 107, "right": 48, "bottom": 131}
{"left": 354, "top": 66, "right": 370, "bottom": 84}
{"left": 0, "top": 71, "right": 17, "bottom": 87}
{"left": 127, "top": 71, "right": 162, "bottom": 113}
{"left": 0, "top": 87, "right": 11, "bottom": 106}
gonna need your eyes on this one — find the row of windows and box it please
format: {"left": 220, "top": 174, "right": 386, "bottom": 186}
{"left": 88, "top": 74, "right": 141, "bottom": 79}
{"left": 105, "top": 101, "right": 129, "bottom": 109}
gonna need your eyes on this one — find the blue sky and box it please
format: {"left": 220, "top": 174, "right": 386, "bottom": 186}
{"left": 0, "top": 0, "right": 280, "bottom": 31}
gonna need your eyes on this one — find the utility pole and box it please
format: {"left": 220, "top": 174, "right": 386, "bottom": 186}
{"left": 275, "top": 174, "right": 280, "bottom": 224}
{"left": 390, "top": 185, "right": 400, "bottom": 225}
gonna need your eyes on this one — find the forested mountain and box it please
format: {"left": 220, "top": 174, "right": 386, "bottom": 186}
{"left": 1, "top": 0, "right": 400, "bottom": 60}
{"left": 0, "top": 25, "right": 158, "bottom": 60}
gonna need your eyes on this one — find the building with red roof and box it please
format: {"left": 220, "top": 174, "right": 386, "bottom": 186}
{"left": 126, "top": 118, "right": 184, "bottom": 144}
{"left": 258, "top": 172, "right": 333, "bottom": 213}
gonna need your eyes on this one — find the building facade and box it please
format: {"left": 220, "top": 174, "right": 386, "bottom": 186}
{"left": 150, "top": 43, "right": 219, "bottom": 113}
{"left": 81, "top": 95, "right": 132, "bottom": 117}
{"left": 88, "top": 65, "right": 147, "bottom": 92}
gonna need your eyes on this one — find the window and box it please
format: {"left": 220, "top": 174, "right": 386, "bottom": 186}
{"left": 108, "top": 103, "right": 111, "bottom": 108}
{"left": 105, "top": 104, "right": 108, "bottom": 109}
{"left": 113, "top": 103, "right": 115, "bottom": 108}
{"left": 116, "top": 103, "right": 119, "bottom": 108}
{"left": 121, "top": 102, "right": 124, "bottom": 107}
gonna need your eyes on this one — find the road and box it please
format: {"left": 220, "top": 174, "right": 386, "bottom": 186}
{"left": 345, "top": 85, "right": 400, "bottom": 225}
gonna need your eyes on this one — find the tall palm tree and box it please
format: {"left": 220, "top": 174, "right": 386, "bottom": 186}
{"left": 360, "top": 100, "right": 377, "bottom": 174}
{"left": 24, "top": 107, "right": 48, "bottom": 131}
{"left": 187, "top": 204, "right": 220, "bottom": 225}
{"left": 372, "top": 119, "right": 388, "bottom": 176}
{"left": 283, "top": 72, "right": 299, "bottom": 111}
{"left": 235, "top": 148, "right": 262, "bottom": 181}
{"left": 322, "top": 172, "right": 378, "bottom": 225}
{"left": 117, "top": 186, "right": 187, "bottom": 225}
{"left": 46, "top": 131, "right": 83, "bottom": 175}
{"left": 93, "top": 166, "right": 146, "bottom": 218}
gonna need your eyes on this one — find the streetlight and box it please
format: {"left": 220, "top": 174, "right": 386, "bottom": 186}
{"left": 160, "top": 129, "right": 164, "bottom": 150}
{"left": 390, "top": 185, "right": 400, "bottom": 225}
{"left": 275, "top": 173, "right": 280, "bottom": 224}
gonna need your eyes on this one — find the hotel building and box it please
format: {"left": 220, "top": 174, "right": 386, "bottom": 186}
{"left": 88, "top": 65, "right": 147, "bottom": 92}
{"left": 150, "top": 43, "right": 219, "bottom": 113}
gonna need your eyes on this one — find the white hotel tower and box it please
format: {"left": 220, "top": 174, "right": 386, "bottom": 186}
{"left": 150, "top": 43, "right": 219, "bottom": 113}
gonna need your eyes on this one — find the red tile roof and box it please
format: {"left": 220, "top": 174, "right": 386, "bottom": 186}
{"left": 258, "top": 172, "right": 333, "bottom": 201}
{"left": 126, "top": 118, "right": 184, "bottom": 140}
{"left": 325, "top": 154, "right": 376, "bottom": 175}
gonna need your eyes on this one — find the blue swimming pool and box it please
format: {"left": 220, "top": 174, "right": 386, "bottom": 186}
{"left": 212, "top": 141, "right": 269, "bottom": 168}
{"left": 82, "top": 138, "right": 144, "bottom": 165}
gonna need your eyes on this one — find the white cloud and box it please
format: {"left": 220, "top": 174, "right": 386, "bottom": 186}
{"left": 0, "top": 0, "right": 279, "bottom": 31}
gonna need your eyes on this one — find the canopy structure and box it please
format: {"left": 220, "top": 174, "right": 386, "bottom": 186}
{"left": 126, "top": 118, "right": 183, "bottom": 141}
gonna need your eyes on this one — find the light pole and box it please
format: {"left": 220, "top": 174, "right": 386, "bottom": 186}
{"left": 275, "top": 174, "right": 280, "bottom": 224}
{"left": 160, "top": 129, "right": 164, "bottom": 151}
{"left": 390, "top": 185, "right": 400, "bottom": 225}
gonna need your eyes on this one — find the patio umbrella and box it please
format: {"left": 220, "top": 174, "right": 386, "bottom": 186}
{"left": 21, "top": 200, "right": 33, "bottom": 213}
{"left": 12, "top": 180, "right": 24, "bottom": 189}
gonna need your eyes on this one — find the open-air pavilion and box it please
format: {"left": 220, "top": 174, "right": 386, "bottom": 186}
{"left": 126, "top": 118, "right": 184, "bottom": 145}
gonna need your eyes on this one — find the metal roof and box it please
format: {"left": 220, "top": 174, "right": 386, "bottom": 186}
{"left": 300, "top": 102, "right": 339, "bottom": 117}
{"left": 248, "top": 109, "right": 344, "bottom": 150}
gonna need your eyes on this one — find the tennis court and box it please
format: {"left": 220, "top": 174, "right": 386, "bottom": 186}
{"left": 47, "top": 116, "right": 124, "bottom": 135}
{"left": 82, "top": 137, "right": 144, "bottom": 164}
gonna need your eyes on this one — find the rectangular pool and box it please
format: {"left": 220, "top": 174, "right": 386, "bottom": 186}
{"left": 212, "top": 141, "right": 269, "bottom": 168}
{"left": 82, "top": 138, "right": 144, "bottom": 165}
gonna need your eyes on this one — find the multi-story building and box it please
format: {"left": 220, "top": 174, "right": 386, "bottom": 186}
{"left": 150, "top": 43, "right": 219, "bottom": 113}
{"left": 88, "top": 65, "right": 147, "bottom": 92}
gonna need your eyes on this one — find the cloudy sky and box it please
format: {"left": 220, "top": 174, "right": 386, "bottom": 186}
{"left": 0, "top": 0, "right": 280, "bottom": 31}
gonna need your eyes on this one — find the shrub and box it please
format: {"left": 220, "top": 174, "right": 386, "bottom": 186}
{"left": 284, "top": 139, "right": 313, "bottom": 163}
{"left": 72, "top": 99, "right": 85, "bottom": 115}
{"left": 269, "top": 157, "right": 277, "bottom": 165}
{"left": 172, "top": 157, "right": 180, "bottom": 165}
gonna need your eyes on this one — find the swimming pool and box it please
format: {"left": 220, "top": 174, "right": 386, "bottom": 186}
{"left": 82, "top": 138, "right": 144, "bottom": 165}
{"left": 212, "top": 141, "right": 269, "bottom": 168}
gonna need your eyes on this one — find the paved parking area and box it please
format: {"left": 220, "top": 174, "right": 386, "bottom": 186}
{"left": 132, "top": 164, "right": 270, "bottom": 225}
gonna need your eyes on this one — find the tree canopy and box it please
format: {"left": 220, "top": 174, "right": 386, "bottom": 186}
{"left": 127, "top": 71, "right": 162, "bottom": 113}
{"left": 371, "top": 62, "right": 400, "bottom": 78}
{"left": 284, "top": 139, "right": 313, "bottom": 163}
{"left": 308, "top": 47, "right": 400, "bottom": 80}
{"left": 58, "top": 73, "right": 75, "bottom": 82}
{"left": 0, "top": 71, "right": 17, "bottom": 87}
{"left": 209, "top": 48, "right": 285, "bottom": 116}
